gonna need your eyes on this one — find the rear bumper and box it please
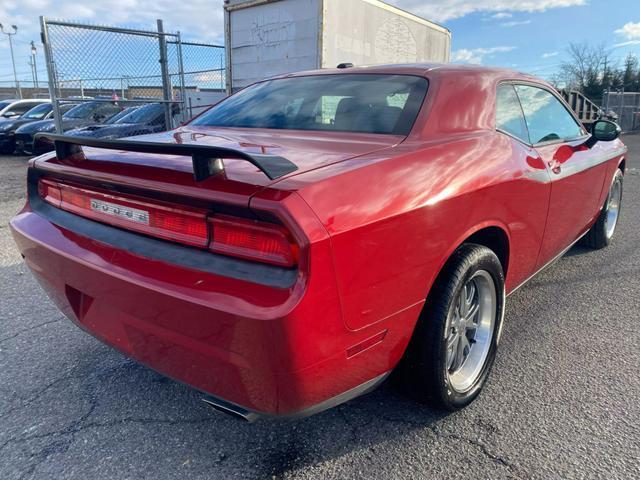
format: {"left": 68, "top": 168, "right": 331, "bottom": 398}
{"left": 14, "top": 133, "right": 52, "bottom": 155}
{"left": 10, "top": 189, "right": 417, "bottom": 416}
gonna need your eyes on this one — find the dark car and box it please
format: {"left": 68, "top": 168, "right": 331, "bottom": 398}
{"left": 14, "top": 101, "right": 124, "bottom": 155}
{"left": 0, "top": 103, "right": 53, "bottom": 154}
{"left": 65, "top": 103, "right": 168, "bottom": 139}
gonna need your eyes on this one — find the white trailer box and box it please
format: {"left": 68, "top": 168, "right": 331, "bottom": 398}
{"left": 223, "top": 0, "right": 451, "bottom": 91}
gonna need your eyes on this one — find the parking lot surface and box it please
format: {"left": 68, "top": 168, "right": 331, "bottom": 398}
{"left": 1, "top": 137, "right": 639, "bottom": 479}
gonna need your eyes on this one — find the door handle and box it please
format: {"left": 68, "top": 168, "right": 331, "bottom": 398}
{"left": 548, "top": 160, "right": 561, "bottom": 174}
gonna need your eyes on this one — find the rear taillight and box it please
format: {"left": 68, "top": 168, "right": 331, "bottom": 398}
{"left": 209, "top": 215, "right": 298, "bottom": 267}
{"left": 39, "top": 179, "right": 208, "bottom": 247}
{"left": 38, "top": 178, "right": 62, "bottom": 207}
{"left": 37, "top": 178, "right": 299, "bottom": 267}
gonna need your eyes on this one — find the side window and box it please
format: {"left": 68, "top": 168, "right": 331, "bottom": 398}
{"left": 5, "top": 103, "right": 34, "bottom": 116}
{"left": 496, "top": 84, "right": 529, "bottom": 143}
{"left": 515, "top": 85, "right": 585, "bottom": 144}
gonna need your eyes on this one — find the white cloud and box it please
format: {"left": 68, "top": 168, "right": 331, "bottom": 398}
{"left": 613, "top": 40, "right": 640, "bottom": 48}
{"left": 389, "top": 0, "right": 587, "bottom": 23}
{"left": 452, "top": 46, "right": 516, "bottom": 65}
{"left": 615, "top": 22, "right": 640, "bottom": 40}
{"left": 492, "top": 12, "right": 513, "bottom": 19}
{"left": 501, "top": 20, "right": 531, "bottom": 27}
{"left": 542, "top": 51, "right": 559, "bottom": 58}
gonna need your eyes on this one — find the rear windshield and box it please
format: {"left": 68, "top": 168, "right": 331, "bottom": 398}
{"left": 192, "top": 74, "right": 428, "bottom": 135}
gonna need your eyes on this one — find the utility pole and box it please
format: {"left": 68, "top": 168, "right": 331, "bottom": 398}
{"left": 0, "top": 23, "right": 22, "bottom": 99}
{"left": 28, "top": 56, "right": 36, "bottom": 94}
{"left": 30, "top": 41, "right": 39, "bottom": 89}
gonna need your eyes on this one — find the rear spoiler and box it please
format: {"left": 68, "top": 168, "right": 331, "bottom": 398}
{"left": 35, "top": 133, "right": 298, "bottom": 181}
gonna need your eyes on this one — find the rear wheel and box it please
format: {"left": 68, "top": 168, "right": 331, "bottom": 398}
{"left": 582, "top": 168, "right": 624, "bottom": 249}
{"left": 398, "top": 244, "right": 505, "bottom": 410}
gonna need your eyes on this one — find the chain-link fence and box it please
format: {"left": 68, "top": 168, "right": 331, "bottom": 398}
{"left": 602, "top": 91, "right": 640, "bottom": 132}
{"left": 39, "top": 17, "right": 225, "bottom": 141}
{"left": 170, "top": 40, "right": 226, "bottom": 119}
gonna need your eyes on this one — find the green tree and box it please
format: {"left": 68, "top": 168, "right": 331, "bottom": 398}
{"left": 622, "top": 53, "right": 638, "bottom": 90}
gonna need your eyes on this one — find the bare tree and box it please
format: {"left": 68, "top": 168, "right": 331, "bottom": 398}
{"left": 558, "top": 42, "right": 612, "bottom": 100}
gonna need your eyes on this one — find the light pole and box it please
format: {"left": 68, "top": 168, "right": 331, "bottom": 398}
{"left": 30, "top": 40, "right": 39, "bottom": 90}
{"left": 0, "top": 23, "right": 22, "bottom": 99}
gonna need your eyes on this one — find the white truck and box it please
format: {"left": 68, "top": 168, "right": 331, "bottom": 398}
{"left": 223, "top": 0, "right": 451, "bottom": 92}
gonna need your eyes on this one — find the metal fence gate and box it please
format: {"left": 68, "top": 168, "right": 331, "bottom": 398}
{"left": 601, "top": 91, "right": 640, "bottom": 132}
{"left": 40, "top": 17, "right": 225, "bottom": 134}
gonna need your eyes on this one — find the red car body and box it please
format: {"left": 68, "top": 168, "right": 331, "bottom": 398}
{"left": 10, "top": 65, "right": 627, "bottom": 419}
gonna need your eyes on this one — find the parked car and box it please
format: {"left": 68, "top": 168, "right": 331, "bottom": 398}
{"left": 10, "top": 65, "right": 626, "bottom": 419}
{"left": 65, "top": 103, "right": 169, "bottom": 139}
{"left": 0, "top": 103, "right": 53, "bottom": 153}
{"left": 0, "top": 98, "right": 50, "bottom": 119}
{"left": 14, "top": 101, "right": 124, "bottom": 155}
{"left": 0, "top": 103, "right": 82, "bottom": 155}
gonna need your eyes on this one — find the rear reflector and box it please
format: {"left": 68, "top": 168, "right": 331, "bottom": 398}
{"left": 209, "top": 215, "right": 298, "bottom": 267}
{"left": 37, "top": 178, "right": 299, "bottom": 267}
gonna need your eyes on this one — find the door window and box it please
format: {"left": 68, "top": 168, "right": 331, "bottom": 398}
{"left": 495, "top": 84, "right": 529, "bottom": 143}
{"left": 3, "top": 102, "right": 38, "bottom": 117}
{"left": 515, "top": 85, "right": 585, "bottom": 144}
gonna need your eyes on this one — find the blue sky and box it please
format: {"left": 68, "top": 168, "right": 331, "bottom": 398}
{"left": 0, "top": 0, "right": 639, "bottom": 86}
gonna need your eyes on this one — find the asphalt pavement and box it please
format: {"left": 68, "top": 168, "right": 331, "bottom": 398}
{"left": 1, "top": 136, "right": 639, "bottom": 479}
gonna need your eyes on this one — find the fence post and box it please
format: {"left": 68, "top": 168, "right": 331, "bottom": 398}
{"left": 176, "top": 31, "right": 187, "bottom": 125}
{"left": 40, "top": 16, "right": 63, "bottom": 134}
{"left": 157, "top": 19, "right": 173, "bottom": 130}
{"left": 224, "top": 7, "right": 232, "bottom": 95}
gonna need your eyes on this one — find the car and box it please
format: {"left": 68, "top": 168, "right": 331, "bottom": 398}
{"left": 65, "top": 103, "right": 171, "bottom": 139}
{"left": 0, "top": 98, "right": 50, "bottom": 120}
{"left": 10, "top": 64, "right": 626, "bottom": 419}
{"left": 13, "top": 101, "right": 124, "bottom": 155}
{"left": 0, "top": 103, "right": 54, "bottom": 154}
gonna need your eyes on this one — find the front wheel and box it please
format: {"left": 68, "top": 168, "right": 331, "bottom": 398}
{"left": 397, "top": 244, "right": 505, "bottom": 410}
{"left": 582, "top": 168, "right": 624, "bottom": 249}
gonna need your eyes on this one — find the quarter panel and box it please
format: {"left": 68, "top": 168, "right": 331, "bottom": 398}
{"left": 294, "top": 132, "right": 550, "bottom": 330}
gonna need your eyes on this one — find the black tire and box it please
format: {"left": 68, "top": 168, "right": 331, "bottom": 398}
{"left": 397, "top": 244, "right": 505, "bottom": 410}
{"left": 582, "top": 168, "right": 624, "bottom": 250}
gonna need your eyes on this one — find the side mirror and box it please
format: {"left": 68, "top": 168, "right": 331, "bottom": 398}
{"left": 3, "top": 112, "right": 19, "bottom": 118}
{"left": 584, "top": 120, "right": 621, "bottom": 148}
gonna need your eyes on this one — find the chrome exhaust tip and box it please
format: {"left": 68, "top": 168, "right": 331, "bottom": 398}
{"left": 201, "top": 396, "right": 260, "bottom": 422}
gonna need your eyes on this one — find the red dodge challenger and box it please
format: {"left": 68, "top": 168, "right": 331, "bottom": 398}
{"left": 10, "top": 64, "right": 626, "bottom": 420}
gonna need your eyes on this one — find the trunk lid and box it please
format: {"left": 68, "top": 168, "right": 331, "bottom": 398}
{"left": 36, "top": 125, "right": 402, "bottom": 205}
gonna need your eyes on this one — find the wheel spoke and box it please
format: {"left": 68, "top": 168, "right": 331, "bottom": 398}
{"left": 465, "top": 301, "right": 479, "bottom": 322}
{"left": 466, "top": 281, "right": 476, "bottom": 306}
{"left": 460, "top": 334, "right": 471, "bottom": 356}
{"left": 458, "top": 285, "right": 468, "bottom": 316}
{"left": 452, "top": 334, "right": 467, "bottom": 371}
{"left": 447, "top": 335, "right": 459, "bottom": 370}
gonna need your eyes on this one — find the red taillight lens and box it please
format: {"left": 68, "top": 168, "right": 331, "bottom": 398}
{"left": 37, "top": 179, "right": 299, "bottom": 267}
{"left": 38, "top": 179, "right": 209, "bottom": 247}
{"left": 209, "top": 215, "right": 298, "bottom": 267}
{"left": 38, "top": 178, "right": 62, "bottom": 207}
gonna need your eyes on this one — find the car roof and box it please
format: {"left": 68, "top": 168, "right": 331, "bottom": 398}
{"left": 5, "top": 98, "right": 50, "bottom": 103}
{"left": 273, "top": 63, "right": 543, "bottom": 84}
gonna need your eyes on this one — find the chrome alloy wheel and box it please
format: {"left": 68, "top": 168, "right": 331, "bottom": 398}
{"left": 445, "top": 270, "right": 496, "bottom": 393}
{"left": 605, "top": 176, "right": 623, "bottom": 240}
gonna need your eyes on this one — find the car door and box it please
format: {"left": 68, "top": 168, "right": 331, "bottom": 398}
{"left": 514, "top": 84, "right": 609, "bottom": 268}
